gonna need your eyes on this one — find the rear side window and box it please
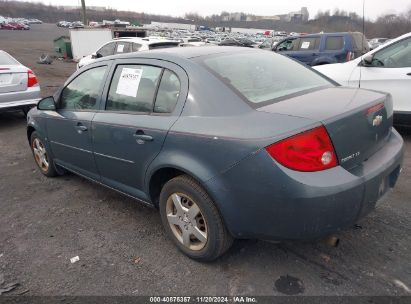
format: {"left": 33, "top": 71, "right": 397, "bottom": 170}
{"left": 200, "top": 52, "right": 332, "bottom": 105}
{"left": 115, "top": 42, "right": 131, "bottom": 54}
{"left": 106, "top": 65, "right": 162, "bottom": 113}
{"left": 60, "top": 66, "right": 107, "bottom": 110}
{"left": 325, "top": 36, "right": 344, "bottom": 50}
{"left": 297, "top": 37, "right": 320, "bottom": 51}
{"left": 154, "top": 70, "right": 180, "bottom": 113}
{"left": 132, "top": 43, "right": 141, "bottom": 52}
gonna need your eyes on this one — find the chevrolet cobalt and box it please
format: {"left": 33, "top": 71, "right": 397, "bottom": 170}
{"left": 27, "top": 47, "right": 404, "bottom": 261}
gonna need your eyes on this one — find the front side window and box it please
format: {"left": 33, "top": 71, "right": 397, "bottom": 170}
{"left": 200, "top": 52, "right": 332, "bottom": 105}
{"left": 276, "top": 39, "right": 296, "bottom": 51}
{"left": 371, "top": 37, "right": 411, "bottom": 68}
{"left": 325, "top": 37, "right": 344, "bottom": 50}
{"left": 97, "top": 42, "right": 116, "bottom": 57}
{"left": 297, "top": 37, "right": 320, "bottom": 51}
{"left": 106, "top": 65, "right": 162, "bottom": 113}
{"left": 60, "top": 66, "right": 107, "bottom": 110}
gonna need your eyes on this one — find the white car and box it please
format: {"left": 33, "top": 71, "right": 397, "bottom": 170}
{"left": 314, "top": 32, "right": 411, "bottom": 127}
{"left": 77, "top": 37, "right": 180, "bottom": 69}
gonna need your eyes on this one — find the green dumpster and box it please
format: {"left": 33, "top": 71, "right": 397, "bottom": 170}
{"left": 53, "top": 36, "right": 72, "bottom": 59}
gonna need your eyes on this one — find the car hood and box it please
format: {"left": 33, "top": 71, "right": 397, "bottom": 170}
{"left": 314, "top": 59, "right": 360, "bottom": 85}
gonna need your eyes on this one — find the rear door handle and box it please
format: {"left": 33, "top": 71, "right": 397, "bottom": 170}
{"left": 407, "top": 73, "right": 411, "bottom": 76}
{"left": 74, "top": 122, "right": 88, "bottom": 132}
{"left": 133, "top": 130, "right": 153, "bottom": 142}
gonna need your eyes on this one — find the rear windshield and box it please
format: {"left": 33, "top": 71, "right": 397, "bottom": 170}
{"left": 0, "top": 51, "right": 19, "bottom": 65}
{"left": 199, "top": 52, "right": 333, "bottom": 105}
{"left": 148, "top": 43, "right": 179, "bottom": 50}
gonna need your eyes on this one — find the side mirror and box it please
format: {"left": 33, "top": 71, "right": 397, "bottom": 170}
{"left": 362, "top": 54, "right": 373, "bottom": 66}
{"left": 37, "top": 96, "right": 56, "bottom": 111}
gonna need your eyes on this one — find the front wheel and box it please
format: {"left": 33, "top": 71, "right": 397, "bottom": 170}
{"left": 159, "top": 175, "right": 233, "bottom": 261}
{"left": 30, "top": 131, "right": 58, "bottom": 177}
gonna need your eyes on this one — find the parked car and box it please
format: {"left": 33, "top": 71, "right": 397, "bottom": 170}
{"left": 0, "top": 23, "right": 18, "bottom": 30}
{"left": 273, "top": 32, "right": 369, "bottom": 66}
{"left": 8, "top": 22, "right": 27, "bottom": 30}
{"left": 27, "top": 47, "right": 403, "bottom": 261}
{"left": 178, "top": 37, "right": 207, "bottom": 46}
{"left": 369, "top": 37, "right": 389, "bottom": 50}
{"left": 219, "top": 38, "right": 255, "bottom": 47}
{"left": 314, "top": 32, "right": 411, "bottom": 127}
{"left": 77, "top": 37, "right": 180, "bottom": 69}
{"left": 0, "top": 50, "right": 41, "bottom": 115}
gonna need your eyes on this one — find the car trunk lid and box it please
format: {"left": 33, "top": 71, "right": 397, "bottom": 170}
{"left": 0, "top": 65, "right": 28, "bottom": 94}
{"left": 257, "top": 87, "right": 393, "bottom": 170}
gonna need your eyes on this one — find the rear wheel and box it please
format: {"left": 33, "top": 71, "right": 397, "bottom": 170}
{"left": 30, "top": 131, "right": 58, "bottom": 177}
{"left": 159, "top": 175, "right": 233, "bottom": 261}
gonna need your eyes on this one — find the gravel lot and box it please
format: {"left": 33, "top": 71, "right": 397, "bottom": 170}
{"left": 0, "top": 24, "right": 410, "bottom": 296}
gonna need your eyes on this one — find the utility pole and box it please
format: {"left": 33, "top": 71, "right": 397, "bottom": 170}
{"left": 81, "top": 0, "right": 87, "bottom": 25}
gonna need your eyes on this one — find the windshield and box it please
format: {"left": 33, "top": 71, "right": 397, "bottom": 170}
{"left": 199, "top": 51, "right": 333, "bottom": 105}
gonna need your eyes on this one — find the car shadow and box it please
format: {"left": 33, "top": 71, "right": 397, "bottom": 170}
{"left": 0, "top": 111, "right": 26, "bottom": 129}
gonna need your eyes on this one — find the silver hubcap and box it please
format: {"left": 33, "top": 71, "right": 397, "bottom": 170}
{"left": 32, "top": 138, "right": 49, "bottom": 172}
{"left": 166, "top": 193, "right": 208, "bottom": 251}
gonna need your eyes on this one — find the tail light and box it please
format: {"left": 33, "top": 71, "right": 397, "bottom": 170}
{"left": 346, "top": 51, "right": 355, "bottom": 62}
{"left": 265, "top": 126, "right": 338, "bottom": 172}
{"left": 27, "top": 69, "right": 38, "bottom": 87}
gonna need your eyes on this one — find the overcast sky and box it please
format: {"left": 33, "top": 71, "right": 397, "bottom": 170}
{"left": 24, "top": 0, "right": 411, "bottom": 20}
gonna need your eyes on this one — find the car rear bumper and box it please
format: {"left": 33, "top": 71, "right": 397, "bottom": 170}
{"left": 0, "top": 98, "right": 40, "bottom": 110}
{"left": 205, "top": 129, "right": 404, "bottom": 240}
{"left": 0, "top": 86, "right": 41, "bottom": 110}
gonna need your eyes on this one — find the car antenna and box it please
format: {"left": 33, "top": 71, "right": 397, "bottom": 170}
{"left": 359, "top": 0, "right": 366, "bottom": 88}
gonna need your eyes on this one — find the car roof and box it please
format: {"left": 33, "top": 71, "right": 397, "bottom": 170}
{"left": 106, "top": 46, "right": 255, "bottom": 61}
{"left": 290, "top": 32, "right": 363, "bottom": 39}
{"left": 112, "top": 37, "right": 178, "bottom": 45}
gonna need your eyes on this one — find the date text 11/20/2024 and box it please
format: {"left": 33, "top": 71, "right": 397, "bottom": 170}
{"left": 149, "top": 297, "right": 257, "bottom": 303}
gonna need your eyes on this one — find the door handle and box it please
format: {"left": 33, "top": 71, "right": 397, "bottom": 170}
{"left": 407, "top": 73, "right": 411, "bottom": 76}
{"left": 133, "top": 130, "right": 153, "bottom": 142}
{"left": 74, "top": 123, "right": 88, "bottom": 132}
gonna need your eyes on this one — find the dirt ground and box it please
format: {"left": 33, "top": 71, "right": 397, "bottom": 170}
{"left": 0, "top": 24, "right": 410, "bottom": 296}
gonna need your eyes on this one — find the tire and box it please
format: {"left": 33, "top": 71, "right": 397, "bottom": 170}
{"left": 159, "top": 175, "right": 233, "bottom": 261}
{"left": 30, "top": 131, "right": 58, "bottom": 177}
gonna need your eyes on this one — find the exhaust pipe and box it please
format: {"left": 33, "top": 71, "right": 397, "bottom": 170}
{"left": 322, "top": 236, "right": 340, "bottom": 247}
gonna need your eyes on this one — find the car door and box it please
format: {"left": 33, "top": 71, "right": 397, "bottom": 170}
{"left": 47, "top": 64, "right": 110, "bottom": 180}
{"left": 276, "top": 37, "right": 320, "bottom": 65}
{"left": 354, "top": 36, "right": 411, "bottom": 113}
{"left": 91, "top": 59, "right": 188, "bottom": 200}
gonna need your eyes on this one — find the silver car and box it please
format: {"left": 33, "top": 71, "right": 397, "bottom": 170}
{"left": 0, "top": 50, "right": 41, "bottom": 114}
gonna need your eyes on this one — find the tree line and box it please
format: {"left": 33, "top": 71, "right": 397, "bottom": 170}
{"left": 1, "top": 0, "right": 410, "bottom": 38}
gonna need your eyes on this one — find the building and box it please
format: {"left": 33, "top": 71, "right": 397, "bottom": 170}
{"left": 284, "top": 7, "right": 309, "bottom": 22}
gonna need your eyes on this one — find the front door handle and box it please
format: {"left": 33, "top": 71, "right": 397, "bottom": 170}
{"left": 133, "top": 130, "right": 153, "bottom": 143}
{"left": 407, "top": 72, "right": 411, "bottom": 76}
{"left": 74, "top": 123, "right": 88, "bottom": 133}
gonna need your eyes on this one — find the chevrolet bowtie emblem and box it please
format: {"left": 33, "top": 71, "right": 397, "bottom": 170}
{"left": 373, "top": 115, "right": 383, "bottom": 127}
